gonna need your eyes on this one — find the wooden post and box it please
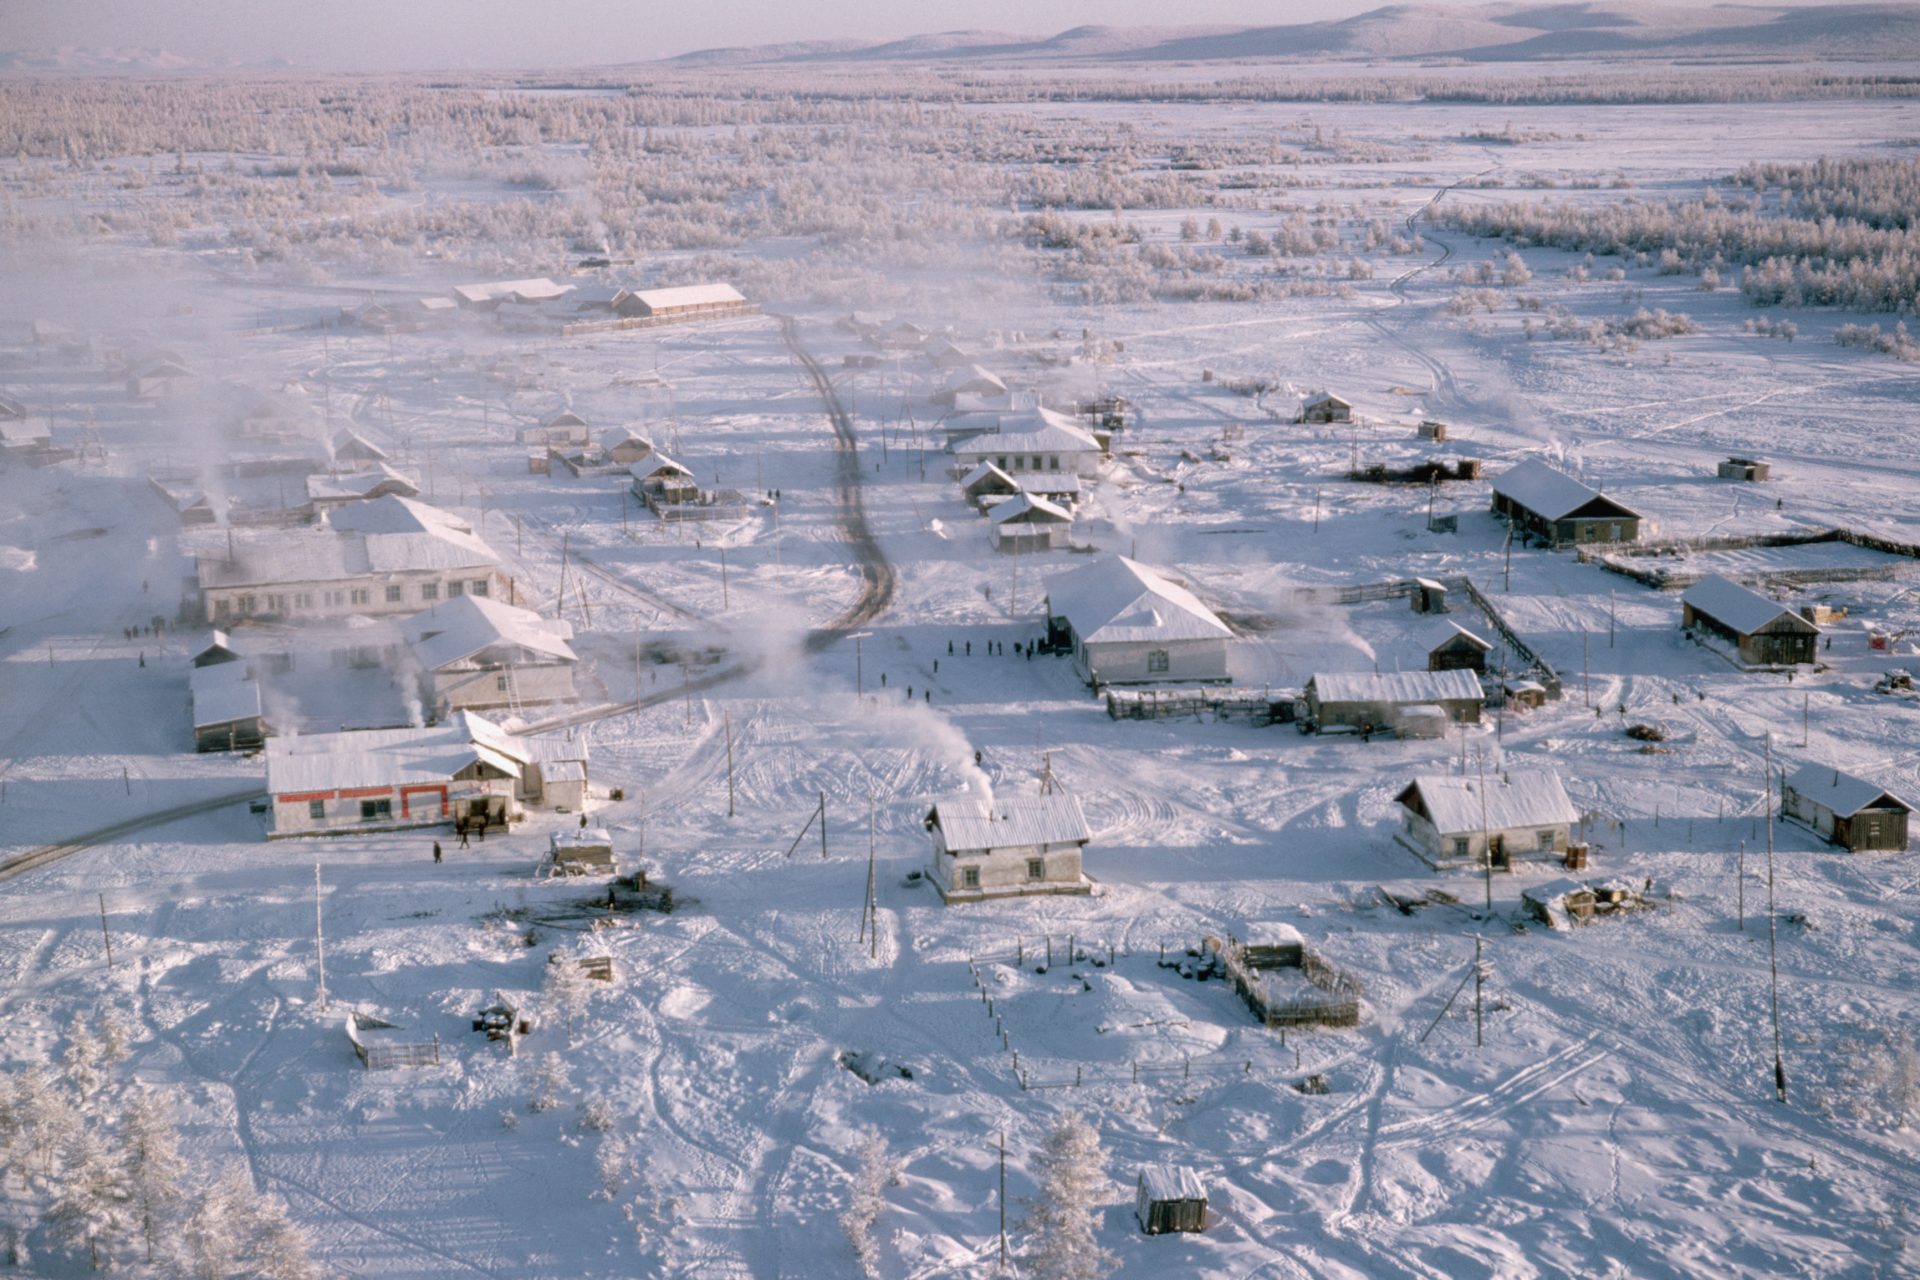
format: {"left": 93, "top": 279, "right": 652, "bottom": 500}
{"left": 97, "top": 894, "right": 113, "bottom": 970}
{"left": 820, "top": 791, "right": 828, "bottom": 859}
{"left": 1473, "top": 936, "right": 1484, "bottom": 1048}
{"left": 1737, "top": 839, "right": 1745, "bottom": 931}
{"left": 314, "top": 863, "right": 328, "bottom": 1011}
{"left": 1764, "top": 734, "right": 1787, "bottom": 1102}
{"left": 998, "top": 1131, "right": 1008, "bottom": 1270}
{"left": 724, "top": 712, "right": 735, "bottom": 818}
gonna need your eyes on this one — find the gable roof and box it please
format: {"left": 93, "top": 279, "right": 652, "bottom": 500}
{"left": 1046, "top": 556, "right": 1232, "bottom": 645}
{"left": 1492, "top": 459, "right": 1639, "bottom": 522}
{"left": 329, "top": 429, "right": 389, "bottom": 462}
{"left": 199, "top": 499, "right": 499, "bottom": 590}
{"left": 927, "top": 794, "right": 1090, "bottom": 853}
{"left": 629, "top": 454, "right": 692, "bottom": 481}
{"left": 190, "top": 661, "right": 263, "bottom": 729}
{"left": 266, "top": 711, "right": 527, "bottom": 795}
{"left": 306, "top": 463, "right": 419, "bottom": 504}
{"left": 952, "top": 407, "right": 1101, "bottom": 458}
{"left": 453, "top": 278, "right": 574, "bottom": 305}
{"left": 0, "top": 418, "right": 52, "bottom": 447}
{"left": 960, "top": 462, "right": 1018, "bottom": 495}
{"left": 406, "top": 594, "right": 576, "bottom": 670}
{"left": 632, "top": 282, "right": 745, "bottom": 311}
{"left": 1309, "top": 669, "right": 1483, "bottom": 705}
{"left": 1784, "top": 764, "right": 1912, "bottom": 817}
{"left": 1422, "top": 619, "right": 1492, "bottom": 654}
{"left": 989, "top": 493, "right": 1073, "bottom": 526}
{"left": 1682, "top": 575, "right": 1817, "bottom": 637}
{"left": 1397, "top": 770, "right": 1578, "bottom": 836}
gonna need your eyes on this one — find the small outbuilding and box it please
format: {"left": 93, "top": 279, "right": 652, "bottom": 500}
{"left": 1424, "top": 620, "right": 1493, "bottom": 673}
{"left": 1303, "top": 670, "right": 1483, "bottom": 734}
{"left": 549, "top": 828, "right": 617, "bottom": 875}
{"left": 959, "top": 461, "right": 1020, "bottom": 510}
{"left": 329, "top": 429, "right": 390, "bottom": 466}
{"left": 1490, "top": 459, "right": 1641, "bottom": 547}
{"left": 1717, "top": 456, "right": 1771, "bottom": 481}
{"left": 1136, "top": 1166, "right": 1209, "bottom": 1236}
{"left": 522, "top": 412, "right": 592, "bottom": 449}
{"left": 599, "top": 427, "right": 654, "bottom": 467}
{"left": 306, "top": 463, "right": 420, "bottom": 513}
{"left": 1781, "top": 764, "right": 1911, "bottom": 852}
{"left": 924, "top": 794, "right": 1092, "bottom": 903}
{"left": 1298, "top": 391, "right": 1352, "bottom": 424}
{"left": 989, "top": 494, "right": 1072, "bottom": 554}
{"left": 1394, "top": 769, "right": 1579, "bottom": 869}
{"left": 1681, "top": 575, "right": 1819, "bottom": 667}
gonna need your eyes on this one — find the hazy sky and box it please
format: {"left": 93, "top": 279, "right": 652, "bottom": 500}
{"left": 3, "top": 0, "right": 1733, "bottom": 68}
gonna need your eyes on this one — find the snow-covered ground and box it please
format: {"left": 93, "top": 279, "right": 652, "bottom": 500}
{"left": 2, "top": 69, "right": 1918, "bottom": 1278}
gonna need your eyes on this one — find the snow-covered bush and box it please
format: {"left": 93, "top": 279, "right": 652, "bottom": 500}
{"left": 841, "top": 1131, "right": 900, "bottom": 1278}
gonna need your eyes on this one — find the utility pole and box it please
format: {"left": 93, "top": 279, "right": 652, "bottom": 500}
{"left": 314, "top": 864, "right": 328, "bottom": 1012}
{"left": 1609, "top": 590, "right": 1616, "bottom": 647}
{"left": 1503, "top": 521, "right": 1513, "bottom": 592}
{"left": 98, "top": 894, "right": 113, "bottom": 971}
{"left": 1737, "top": 838, "right": 1746, "bottom": 931}
{"left": 1801, "top": 692, "right": 1809, "bottom": 749}
{"left": 1473, "top": 935, "right": 1485, "bottom": 1048}
{"left": 1582, "top": 629, "right": 1591, "bottom": 708}
{"left": 863, "top": 796, "right": 879, "bottom": 959}
{"left": 1764, "top": 734, "right": 1787, "bottom": 1102}
{"left": 1477, "top": 749, "right": 1494, "bottom": 912}
{"left": 719, "top": 548, "right": 729, "bottom": 611}
{"left": 998, "top": 1130, "right": 1009, "bottom": 1271}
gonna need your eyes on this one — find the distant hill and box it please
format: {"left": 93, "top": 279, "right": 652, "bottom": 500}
{"left": 664, "top": 3, "right": 1920, "bottom": 65}
{"left": 0, "top": 46, "right": 297, "bottom": 75}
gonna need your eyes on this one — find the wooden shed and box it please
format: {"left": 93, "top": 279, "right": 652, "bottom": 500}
{"left": 1303, "top": 670, "right": 1483, "bottom": 734}
{"left": 1424, "top": 620, "right": 1492, "bottom": 673}
{"left": 1136, "top": 1166, "right": 1209, "bottom": 1235}
{"left": 990, "top": 494, "right": 1072, "bottom": 554}
{"left": 549, "top": 828, "right": 617, "bottom": 875}
{"left": 1490, "top": 460, "right": 1641, "bottom": 547}
{"left": 1717, "top": 456, "right": 1771, "bottom": 481}
{"left": 1298, "top": 391, "right": 1352, "bottom": 424}
{"left": 1681, "top": 575, "right": 1818, "bottom": 667}
{"left": 1781, "top": 765, "right": 1911, "bottom": 852}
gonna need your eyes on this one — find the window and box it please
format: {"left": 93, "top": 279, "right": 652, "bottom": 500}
{"left": 295, "top": 593, "right": 312, "bottom": 609}
{"left": 1026, "top": 858, "right": 1045, "bottom": 881}
{"left": 214, "top": 599, "right": 231, "bottom": 618}
{"left": 325, "top": 591, "right": 342, "bottom": 607}
{"left": 1537, "top": 829, "right": 1557, "bottom": 851}
{"left": 448, "top": 580, "right": 464, "bottom": 597}
{"left": 496, "top": 675, "right": 511, "bottom": 692}
{"left": 360, "top": 798, "right": 391, "bottom": 821}
{"left": 1030, "top": 457, "right": 1043, "bottom": 471}
{"left": 470, "top": 579, "right": 489, "bottom": 597}
{"left": 350, "top": 588, "right": 369, "bottom": 605}
{"left": 265, "top": 594, "right": 285, "bottom": 613}
{"left": 1147, "top": 650, "right": 1170, "bottom": 674}
{"left": 961, "top": 866, "right": 980, "bottom": 889}
{"left": 1049, "top": 456, "right": 1060, "bottom": 471}
{"left": 386, "top": 585, "right": 403, "bottom": 603}
{"left": 1452, "top": 837, "right": 1472, "bottom": 859}
{"left": 420, "top": 582, "right": 439, "bottom": 601}
{"left": 308, "top": 799, "right": 325, "bottom": 820}
{"left": 995, "top": 457, "right": 1008, "bottom": 470}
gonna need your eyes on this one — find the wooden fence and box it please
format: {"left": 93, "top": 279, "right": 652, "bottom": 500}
{"left": 346, "top": 1012, "right": 441, "bottom": 1071}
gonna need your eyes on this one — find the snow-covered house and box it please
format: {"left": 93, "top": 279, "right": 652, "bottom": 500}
{"left": 1781, "top": 764, "right": 1911, "bottom": 852}
{"left": 1303, "top": 670, "right": 1483, "bottom": 733}
{"left": 405, "top": 594, "right": 577, "bottom": 717}
{"left": 934, "top": 365, "right": 1009, "bottom": 406}
{"left": 196, "top": 497, "right": 509, "bottom": 624}
{"left": 452, "top": 278, "right": 575, "bottom": 309}
{"left": 1136, "top": 1166, "right": 1209, "bottom": 1236}
{"left": 126, "top": 358, "right": 196, "bottom": 401}
{"left": 1045, "top": 556, "right": 1233, "bottom": 687}
{"left": 960, "top": 461, "right": 1019, "bottom": 511}
{"left": 1298, "top": 391, "right": 1352, "bottom": 424}
{"left": 1016, "top": 472, "right": 1083, "bottom": 508}
{"left": 924, "top": 337, "right": 977, "bottom": 370}
{"left": 329, "top": 429, "right": 389, "bottom": 467}
{"left": 0, "top": 417, "right": 52, "bottom": 456}
{"left": 305, "top": 463, "right": 420, "bottom": 513}
{"left": 521, "top": 412, "right": 591, "bottom": 449}
{"left": 989, "top": 493, "right": 1073, "bottom": 553}
{"left": 629, "top": 455, "right": 698, "bottom": 509}
{"left": 625, "top": 282, "right": 751, "bottom": 320}
{"left": 264, "top": 711, "right": 529, "bottom": 838}
{"left": 924, "top": 794, "right": 1092, "bottom": 903}
{"left": 599, "top": 426, "right": 654, "bottom": 467}
{"left": 1393, "top": 770, "right": 1579, "bottom": 868}
{"left": 951, "top": 408, "right": 1104, "bottom": 478}
{"left": 1423, "top": 619, "right": 1493, "bottom": 673}
{"left": 190, "top": 660, "right": 268, "bottom": 752}
{"left": 1681, "top": 575, "right": 1819, "bottom": 667}
{"left": 1490, "top": 460, "right": 1642, "bottom": 547}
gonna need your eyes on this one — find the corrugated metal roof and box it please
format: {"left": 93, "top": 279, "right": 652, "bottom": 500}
{"left": 1682, "top": 575, "right": 1814, "bottom": 637}
{"left": 960, "top": 462, "right": 1016, "bottom": 493}
{"left": 1421, "top": 619, "right": 1491, "bottom": 653}
{"left": 1309, "top": 669, "right": 1483, "bottom": 705}
{"left": 190, "top": 662, "right": 262, "bottom": 728}
{"left": 306, "top": 464, "right": 419, "bottom": 502}
{"left": 929, "top": 794, "right": 1090, "bottom": 853}
{"left": 1492, "top": 458, "right": 1639, "bottom": 522}
{"left": 266, "top": 712, "right": 526, "bottom": 795}
{"left": 453, "top": 278, "right": 574, "bottom": 304}
{"left": 952, "top": 407, "right": 1101, "bottom": 458}
{"left": 1784, "top": 764, "right": 1912, "bottom": 817}
{"left": 1400, "top": 770, "right": 1578, "bottom": 835}
{"left": 989, "top": 493, "right": 1072, "bottom": 525}
{"left": 1046, "top": 556, "right": 1232, "bottom": 645}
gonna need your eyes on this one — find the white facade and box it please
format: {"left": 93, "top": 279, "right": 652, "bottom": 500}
{"left": 1046, "top": 557, "right": 1233, "bottom": 687}
{"left": 925, "top": 796, "right": 1092, "bottom": 903}
{"left": 1393, "top": 771, "right": 1578, "bottom": 867}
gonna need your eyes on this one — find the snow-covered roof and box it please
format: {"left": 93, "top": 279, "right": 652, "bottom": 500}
{"left": 951, "top": 407, "right": 1101, "bottom": 458}
{"left": 1243, "top": 921, "right": 1304, "bottom": 949}
{"left": 1491, "top": 459, "right": 1639, "bottom": 522}
{"left": 632, "top": 282, "right": 745, "bottom": 311}
{"left": 453, "top": 278, "right": 574, "bottom": 305}
{"left": 927, "top": 794, "right": 1090, "bottom": 853}
{"left": 1016, "top": 472, "right": 1082, "bottom": 496}
{"left": 1046, "top": 556, "right": 1232, "bottom": 645}
{"left": 306, "top": 463, "right": 419, "bottom": 503}
{"left": 598, "top": 425, "right": 652, "bottom": 453}
{"left": 1422, "top": 619, "right": 1492, "bottom": 653}
{"left": 198, "top": 500, "right": 500, "bottom": 590}
{"left": 0, "top": 418, "right": 52, "bottom": 446}
{"left": 1303, "top": 390, "right": 1350, "bottom": 408}
{"left": 550, "top": 828, "right": 613, "bottom": 852}
{"left": 1682, "top": 575, "right": 1815, "bottom": 636}
{"left": 329, "top": 429, "right": 389, "bottom": 462}
{"left": 1398, "top": 770, "right": 1578, "bottom": 836}
{"left": 1783, "top": 764, "right": 1912, "bottom": 817}
{"left": 190, "top": 662, "right": 262, "bottom": 729}
{"left": 629, "top": 454, "right": 692, "bottom": 481}
{"left": 407, "top": 594, "right": 576, "bottom": 670}
{"left": 945, "top": 364, "right": 1008, "bottom": 394}
{"left": 265, "top": 711, "right": 527, "bottom": 795}
{"left": 988, "top": 493, "right": 1072, "bottom": 526}
{"left": 1139, "top": 1165, "right": 1207, "bottom": 1203}
{"left": 1309, "top": 669, "right": 1483, "bottom": 705}
{"left": 960, "top": 462, "right": 1017, "bottom": 494}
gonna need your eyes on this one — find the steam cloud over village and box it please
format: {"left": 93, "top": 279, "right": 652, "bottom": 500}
{"left": 3, "top": 2, "right": 1920, "bottom": 1275}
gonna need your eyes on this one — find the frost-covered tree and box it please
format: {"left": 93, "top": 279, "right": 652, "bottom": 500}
{"left": 122, "top": 1089, "right": 189, "bottom": 1264}
{"left": 98, "top": 1009, "right": 135, "bottom": 1066}
{"left": 47, "top": 1127, "right": 130, "bottom": 1270}
{"left": 594, "top": 1132, "right": 628, "bottom": 1202}
{"left": 63, "top": 1014, "right": 103, "bottom": 1100}
{"left": 1021, "top": 1113, "right": 1115, "bottom": 1280}
{"left": 840, "top": 1130, "right": 900, "bottom": 1278}
{"left": 530, "top": 1053, "right": 571, "bottom": 1113}
{"left": 545, "top": 953, "right": 597, "bottom": 1045}
{"left": 12, "top": 1066, "right": 80, "bottom": 1181}
{"left": 175, "top": 1167, "right": 249, "bottom": 1280}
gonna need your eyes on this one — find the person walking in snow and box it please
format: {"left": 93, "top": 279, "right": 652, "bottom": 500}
{"left": 433, "top": 840, "right": 442, "bottom": 864}
{"left": 457, "top": 820, "right": 470, "bottom": 849}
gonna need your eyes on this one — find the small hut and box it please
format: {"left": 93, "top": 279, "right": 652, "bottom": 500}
{"left": 1781, "top": 765, "right": 1911, "bottom": 852}
{"left": 1136, "top": 1166, "right": 1209, "bottom": 1235}
{"left": 346, "top": 1012, "right": 440, "bottom": 1071}
{"left": 1298, "top": 391, "right": 1352, "bottom": 424}
{"left": 549, "top": 828, "right": 617, "bottom": 875}
{"left": 1423, "top": 620, "right": 1492, "bottom": 673}
{"left": 989, "top": 494, "right": 1072, "bottom": 554}
{"left": 1717, "top": 456, "right": 1771, "bottom": 481}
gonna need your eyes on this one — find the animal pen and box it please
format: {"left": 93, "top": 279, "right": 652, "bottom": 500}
{"left": 1214, "top": 930, "right": 1362, "bottom": 1030}
{"left": 346, "top": 1011, "right": 440, "bottom": 1070}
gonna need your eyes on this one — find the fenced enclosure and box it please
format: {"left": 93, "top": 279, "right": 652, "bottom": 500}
{"left": 346, "top": 1011, "right": 441, "bottom": 1071}
{"left": 1216, "top": 934, "right": 1363, "bottom": 1030}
